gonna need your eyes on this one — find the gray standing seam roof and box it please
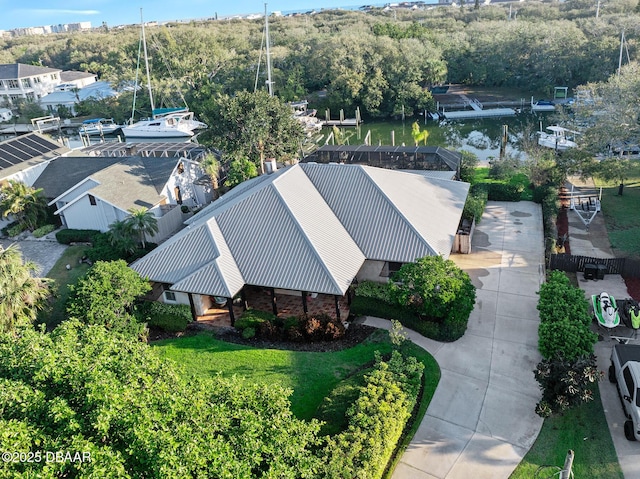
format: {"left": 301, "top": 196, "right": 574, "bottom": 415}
{"left": 131, "top": 163, "right": 468, "bottom": 298}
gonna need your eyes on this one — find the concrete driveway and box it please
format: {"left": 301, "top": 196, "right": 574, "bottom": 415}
{"left": 366, "top": 201, "right": 545, "bottom": 479}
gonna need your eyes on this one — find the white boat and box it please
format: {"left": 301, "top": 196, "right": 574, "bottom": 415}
{"left": 79, "top": 118, "right": 122, "bottom": 136}
{"left": 531, "top": 96, "right": 556, "bottom": 112}
{"left": 122, "top": 10, "right": 207, "bottom": 140}
{"left": 538, "top": 125, "right": 577, "bottom": 151}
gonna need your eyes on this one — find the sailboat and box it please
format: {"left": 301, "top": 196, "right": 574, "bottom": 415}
{"left": 121, "top": 9, "right": 207, "bottom": 140}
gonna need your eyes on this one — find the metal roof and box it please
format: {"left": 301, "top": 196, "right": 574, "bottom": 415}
{"left": 131, "top": 163, "right": 468, "bottom": 298}
{"left": 300, "top": 163, "right": 468, "bottom": 261}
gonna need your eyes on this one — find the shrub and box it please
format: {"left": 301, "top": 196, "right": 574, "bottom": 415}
{"left": 534, "top": 354, "right": 602, "bottom": 417}
{"left": 135, "top": 301, "right": 192, "bottom": 332}
{"left": 301, "top": 313, "right": 346, "bottom": 341}
{"left": 6, "top": 222, "right": 27, "bottom": 237}
{"left": 355, "top": 280, "right": 393, "bottom": 303}
{"left": 389, "top": 256, "right": 476, "bottom": 342}
{"left": 462, "top": 184, "right": 488, "bottom": 223}
{"left": 55, "top": 229, "right": 101, "bottom": 244}
{"left": 32, "top": 224, "right": 56, "bottom": 238}
{"left": 487, "top": 182, "right": 523, "bottom": 201}
{"left": 242, "top": 327, "right": 256, "bottom": 339}
{"left": 234, "top": 309, "right": 276, "bottom": 332}
{"left": 320, "top": 351, "right": 424, "bottom": 479}
{"left": 537, "top": 271, "right": 597, "bottom": 360}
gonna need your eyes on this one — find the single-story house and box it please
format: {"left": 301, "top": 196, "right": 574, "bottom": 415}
{"left": 41, "top": 153, "right": 212, "bottom": 242}
{"left": 130, "top": 162, "right": 470, "bottom": 323}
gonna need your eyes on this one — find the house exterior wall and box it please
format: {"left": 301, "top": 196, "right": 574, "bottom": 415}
{"left": 0, "top": 70, "right": 61, "bottom": 106}
{"left": 54, "top": 179, "right": 99, "bottom": 207}
{"left": 159, "top": 290, "right": 209, "bottom": 316}
{"left": 163, "top": 159, "right": 212, "bottom": 208}
{"left": 1, "top": 160, "right": 52, "bottom": 186}
{"left": 145, "top": 204, "right": 187, "bottom": 244}
{"left": 356, "top": 259, "right": 389, "bottom": 283}
{"left": 60, "top": 195, "right": 127, "bottom": 232}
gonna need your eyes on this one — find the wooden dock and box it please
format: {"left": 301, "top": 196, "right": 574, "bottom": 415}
{"left": 321, "top": 107, "right": 363, "bottom": 128}
{"left": 442, "top": 107, "right": 516, "bottom": 120}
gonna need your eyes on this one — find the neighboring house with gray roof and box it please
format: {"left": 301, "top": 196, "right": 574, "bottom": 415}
{"left": 0, "top": 63, "right": 62, "bottom": 107}
{"left": 130, "top": 163, "right": 469, "bottom": 321}
{"left": 48, "top": 155, "right": 212, "bottom": 242}
{"left": 0, "top": 132, "right": 70, "bottom": 229}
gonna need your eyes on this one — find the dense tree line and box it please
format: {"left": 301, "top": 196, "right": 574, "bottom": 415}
{"left": 1, "top": 2, "right": 638, "bottom": 120}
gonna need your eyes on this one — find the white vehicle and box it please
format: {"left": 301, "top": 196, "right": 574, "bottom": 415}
{"left": 609, "top": 343, "right": 640, "bottom": 440}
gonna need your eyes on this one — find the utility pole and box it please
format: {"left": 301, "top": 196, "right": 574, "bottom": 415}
{"left": 264, "top": 3, "right": 274, "bottom": 97}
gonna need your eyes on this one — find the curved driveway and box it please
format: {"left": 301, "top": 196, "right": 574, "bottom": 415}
{"left": 365, "top": 201, "right": 545, "bottom": 479}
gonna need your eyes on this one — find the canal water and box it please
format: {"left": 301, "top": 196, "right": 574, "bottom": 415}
{"left": 324, "top": 113, "right": 551, "bottom": 165}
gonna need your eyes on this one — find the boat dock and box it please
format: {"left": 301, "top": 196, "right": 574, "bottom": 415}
{"left": 320, "top": 107, "right": 363, "bottom": 127}
{"left": 439, "top": 95, "right": 516, "bottom": 120}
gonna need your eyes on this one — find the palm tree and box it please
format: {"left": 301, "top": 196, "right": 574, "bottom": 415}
{"left": 125, "top": 208, "right": 159, "bottom": 250}
{"left": 201, "top": 153, "right": 221, "bottom": 191}
{"left": 0, "top": 245, "right": 51, "bottom": 333}
{"left": 411, "top": 121, "right": 429, "bottom": 146}
{"left": 108, "top": 219, "right": 137, "bottom": 254}
{"left": 0, "top": 180, "right": 48, "bottom": 231}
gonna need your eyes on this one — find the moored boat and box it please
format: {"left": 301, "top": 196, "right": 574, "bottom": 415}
{"left": 79, "top": 118, "right": 122, "bottom": 136}
{"left": 538, "top": 125, "right": 577, "bottom": 151}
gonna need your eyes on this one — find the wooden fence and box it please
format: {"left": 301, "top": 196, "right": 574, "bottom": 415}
{"left": 549, "top": 254, "right": 640, "bottom": 278}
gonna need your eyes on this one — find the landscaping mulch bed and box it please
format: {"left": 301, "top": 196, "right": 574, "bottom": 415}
{"left": 209, "top": 322, "right": 379, "bottom": 352}
{"left": 624, "top": 277, "right": 640, "bottom": 302}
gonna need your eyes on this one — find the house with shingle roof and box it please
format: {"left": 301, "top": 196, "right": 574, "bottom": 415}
{"left": 0, "top": 63, "right": 62, "bottom": 106}
{"left": 130, "top": 162, "right": 469, "bottom": 322}
{"left": 45, "top": 155, "right": 213, "bottom": 242}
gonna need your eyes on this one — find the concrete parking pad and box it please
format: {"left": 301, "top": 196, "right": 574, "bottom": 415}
{"left": 365, "top": 201, "right": 545, "bottom": 479}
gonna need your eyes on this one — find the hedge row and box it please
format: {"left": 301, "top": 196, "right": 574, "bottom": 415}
{"left": 135, "top": 301, "right": 192, "bottom": 332}
{"left": 55, "top": 228, "right": 101, "bottom": 244}
{"left": 537, "top": 271, "right": 597, "bottom": 361}
{"left": 320, "top": 351, "right": 424, "bottom": 479}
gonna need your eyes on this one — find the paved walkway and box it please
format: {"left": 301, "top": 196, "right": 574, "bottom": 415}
{"left": 366, "top": 201, "right": 545, "bottom": 479}
{"left": 0, "top": 235, "right": 67, "bottom": 276}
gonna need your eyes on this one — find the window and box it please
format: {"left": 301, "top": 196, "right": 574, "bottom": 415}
{"left": 7, "top": 80, "right": 19, "bottom": 89}
{"left": 382, "top": 261, "right": 404, "bottom": 277}
{"left": 88, "top": 194, "right": 96, "bottom": 206}
{"left": 162, "top": 284, "right": 176, "bottom": 302}
{"left": 21, "top": 78, "right": 30, "bottom": 88}
{"left": 33, "top": 77, "right": 42, "bottom": 84}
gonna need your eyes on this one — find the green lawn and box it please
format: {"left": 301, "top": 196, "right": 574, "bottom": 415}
{"left": 594, "top": 161, "right": 640, "bottom": 258}
{"left": 153, "top": 329, "right": 439, "bottom": 428}
{"left": 39, "top": 245, "right": 91, "bottom": 329}
{"left": 471, "top": 167, "right": 534, "bottom": 201}
{"left": 510, "top": 385, "right": 623, "bottom": 478}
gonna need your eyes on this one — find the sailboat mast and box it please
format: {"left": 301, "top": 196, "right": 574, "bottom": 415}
{"left": 264, "top": 3, "right": 274, "bottom": 96}
{"left": 617, "top": 30, "right": 626, "bottom": 79}
{"left": 141, "top": 8, "right": 155, "bottom": 112}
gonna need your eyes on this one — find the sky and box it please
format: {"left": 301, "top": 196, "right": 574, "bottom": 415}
{"left": 0, "top": 1, "right": 379, "bottom": 31}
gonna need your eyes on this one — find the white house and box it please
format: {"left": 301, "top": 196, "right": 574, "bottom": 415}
{"left": 0, "top": 63, "right": 62, "bottom": 107}
{"left": 39, "top": 81, "right": 117, "bottom": 116}
{"left": 45, "top": 154, "right": 213, "bottom": 242}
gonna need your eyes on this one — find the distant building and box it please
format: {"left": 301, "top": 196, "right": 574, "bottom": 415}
{"left": 40, "top": 80, "right": 117, "bottom": 116}
{"left": 8, "top": 22, "right": 91, "bottom": 37}
{"left": 0, "top": 63, "right": 62, "bottom": 107}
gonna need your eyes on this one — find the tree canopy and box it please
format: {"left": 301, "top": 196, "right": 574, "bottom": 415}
{"left": 0, "top": 245, "right": 50, "bottom": 333}
{"left": 0, "top": 320, "right": 322, "bottom": 478}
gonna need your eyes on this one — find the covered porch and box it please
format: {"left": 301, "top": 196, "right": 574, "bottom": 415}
{"left": 195, "top": 285, "right": 351, "bottom": 328}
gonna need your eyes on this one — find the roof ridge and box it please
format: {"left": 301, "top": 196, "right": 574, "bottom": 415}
{"left": 271, "top": 171, "right": 346, "bottom": 295}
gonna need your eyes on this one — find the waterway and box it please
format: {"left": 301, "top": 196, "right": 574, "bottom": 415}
{"left": 323, "top": 112, "right": 552, "bottom": 165}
